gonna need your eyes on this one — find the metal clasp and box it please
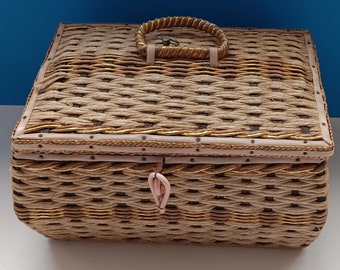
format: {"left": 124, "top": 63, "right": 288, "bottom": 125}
{"left": 157, "top": 35, "right": 180, "bottom": 47}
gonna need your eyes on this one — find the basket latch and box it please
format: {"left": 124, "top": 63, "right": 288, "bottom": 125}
{"left": 148, "top": 156, "right": 171, "bottom": 214}
{"left": 157, "top": 35, "right": 180, "bottom": 47}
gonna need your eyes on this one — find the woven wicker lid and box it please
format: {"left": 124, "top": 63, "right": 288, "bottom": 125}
{"left": 12, "top": 19, "right": 334, "bottom": 163}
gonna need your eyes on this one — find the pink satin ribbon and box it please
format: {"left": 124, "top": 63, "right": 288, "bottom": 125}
{"left": 148, "top": 172, "right": 171, "bottom": 214}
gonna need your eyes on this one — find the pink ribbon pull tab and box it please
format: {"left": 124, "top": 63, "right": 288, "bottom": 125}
{"left": 148, "top": 172, "right": 171, "bottom": 214}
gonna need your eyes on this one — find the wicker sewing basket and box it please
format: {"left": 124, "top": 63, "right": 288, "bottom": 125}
{"left": 11, "top": 16, "right": 334, "bottom": 248}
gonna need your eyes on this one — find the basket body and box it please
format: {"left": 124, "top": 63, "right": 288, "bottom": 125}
{"left": 12, "top": 159, "right": 329, "bottom": 247}
{"left": 11, "top": 20, "right": 334, "bottom": 248}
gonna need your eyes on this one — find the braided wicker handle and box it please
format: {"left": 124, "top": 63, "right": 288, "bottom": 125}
{"left": 136, "top": 16, "right": 229, "bottom": 60}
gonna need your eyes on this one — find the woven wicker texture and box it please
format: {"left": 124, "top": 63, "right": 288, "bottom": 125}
{"left": 12, "top": 158, "right": 328, "bottom": 247}
{"left": 12, "top": 19, "right": 332, "bottom": 248}
{"left": 24, "top": 23, "right": 323, "bottom": 140}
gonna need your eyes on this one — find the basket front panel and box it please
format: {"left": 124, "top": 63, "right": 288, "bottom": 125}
{"left": 12, "top": 159, "right": 328, "bottom": 247}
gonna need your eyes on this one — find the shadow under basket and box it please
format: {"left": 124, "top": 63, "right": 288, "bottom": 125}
{"left": 11, "top": 16, "right": 334, "bottom": 248}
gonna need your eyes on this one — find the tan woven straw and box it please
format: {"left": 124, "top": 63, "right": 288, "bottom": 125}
{"left": 11, "top": 16, "right": 334, "bottom": 247}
